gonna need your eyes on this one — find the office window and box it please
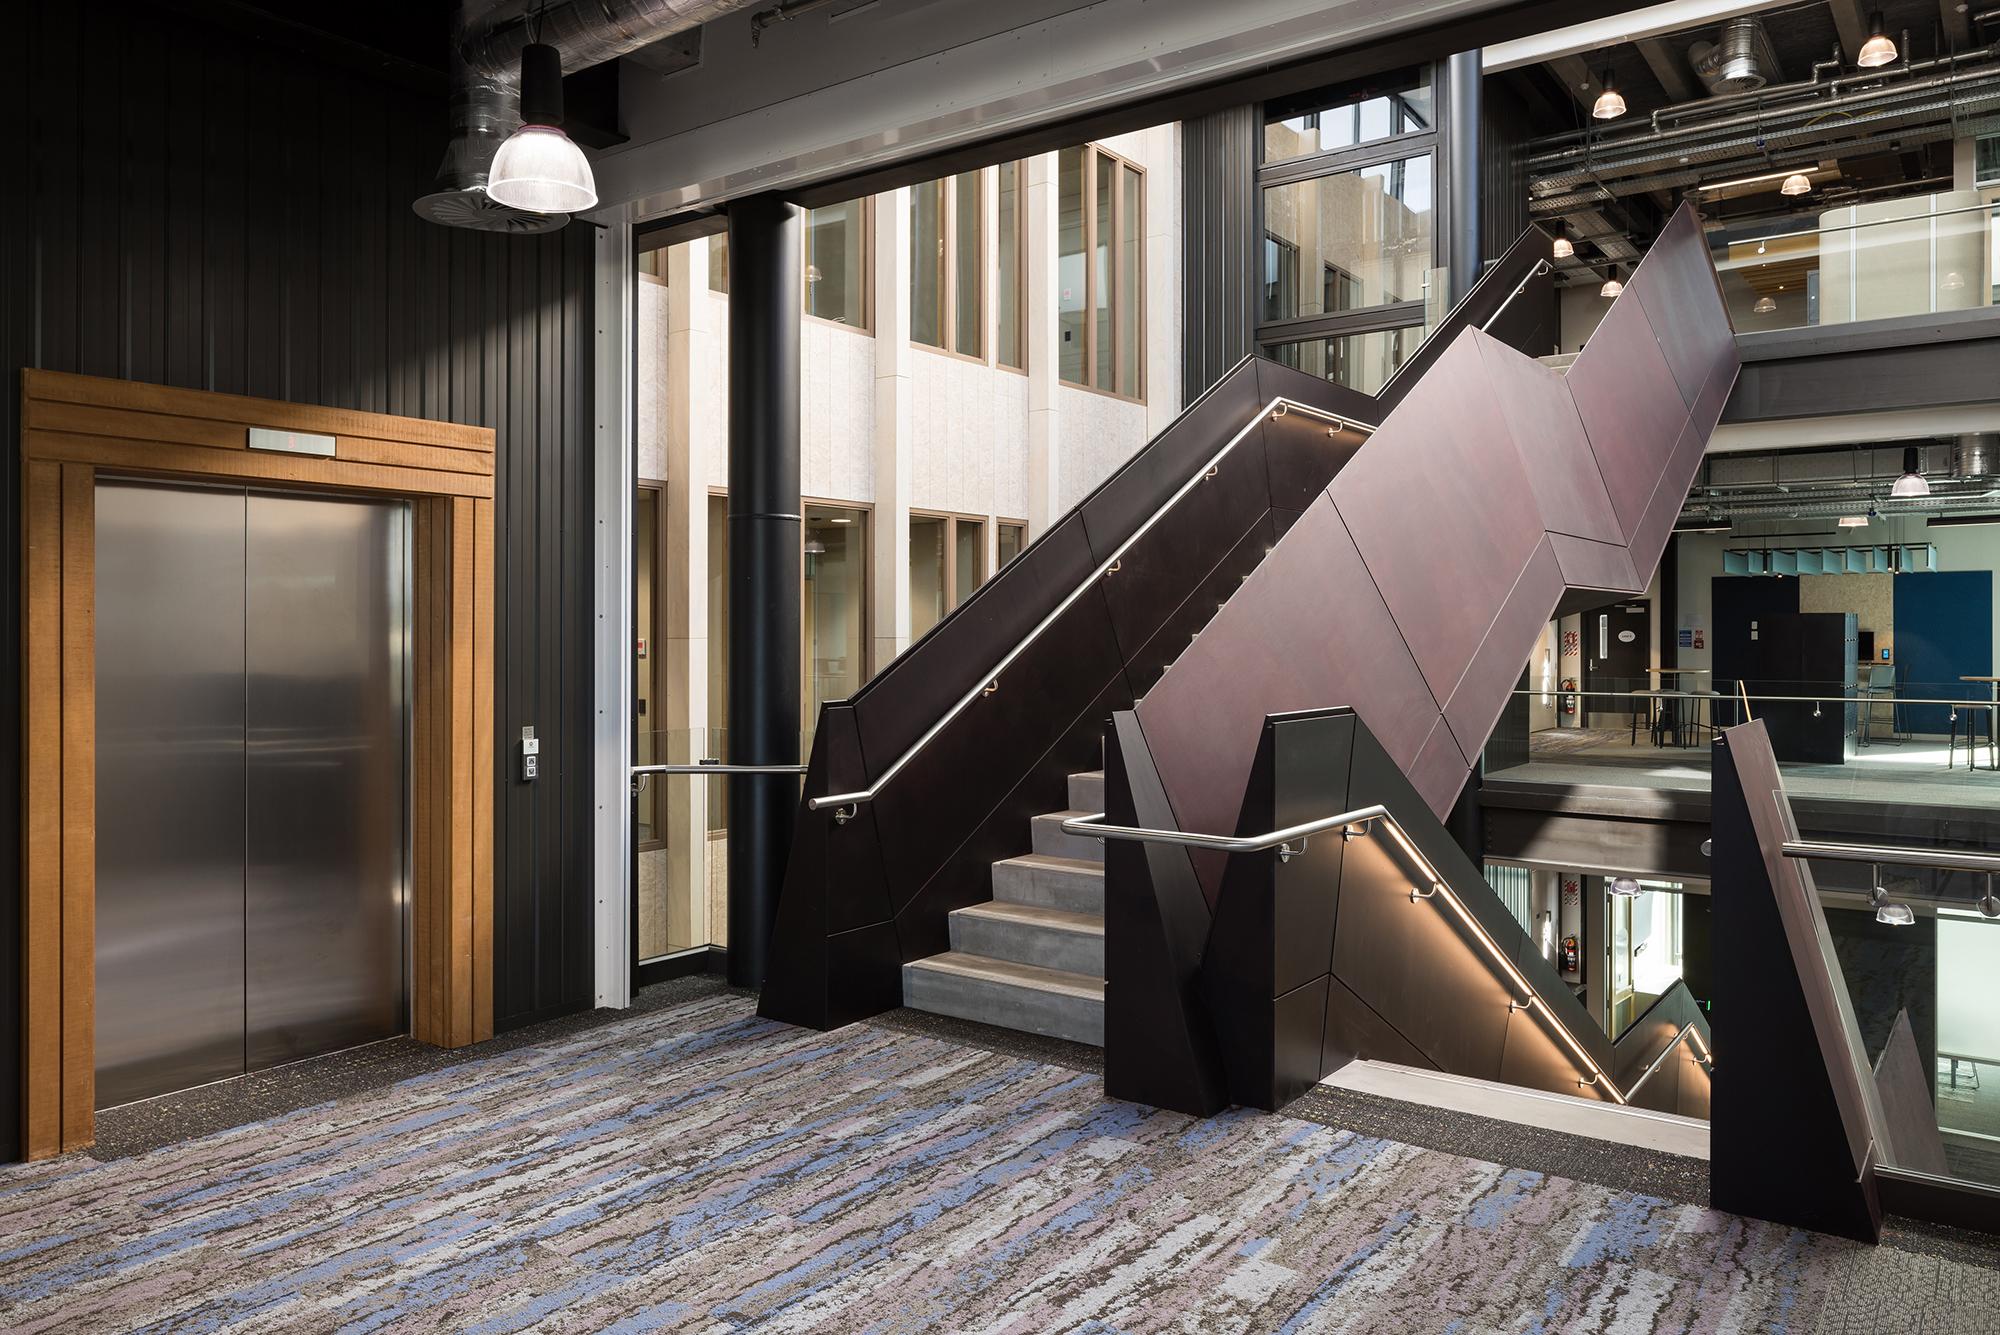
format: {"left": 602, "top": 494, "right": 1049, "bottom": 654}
{"left": 805, "top": 199, "right": 870, "bottom": 328}
{"left": 1262, "top": 327, "right": 1421, "bottom": 395}
{"left": 804, "top": 504, "right": 869, "bottom": 722}
{"left": 996, "top": 161, "right": 1027, "bottom": 369}
{"left": 998, "top": 521, "right": 1026, "bottom": 567}
{"left": 707, "top": 232, "right": 729, "bottom": 293}
{"left": 909, "top": 513, "right": 989, "bottom": 641}
{"left": 1264, "top": 71, "right": 1432, "bottom": 163}
{"left": 1260, "top": 154, "right": 1433, "bottom": 323}
{"left": 912, "top": 172, "right": 983, "bottom": 357}
{"left": 637, "top": 248, "right": 666, "bottom": 280}
{"left": 1263, "top": 235, "right": 1299, "bottom": 325}
{"left": 1058, "top": 144, "right": 1145, "bottom": 397}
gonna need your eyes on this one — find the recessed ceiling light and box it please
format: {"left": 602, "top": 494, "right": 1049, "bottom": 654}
{"left": 1838, "top": 514, "right": 1869, "bottom": 527}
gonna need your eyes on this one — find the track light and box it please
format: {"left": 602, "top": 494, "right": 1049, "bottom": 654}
{"left": 1891, "top": 446, "right": 1931, "bottom": 498}
{"left": 488, "top": 41, "right": 598, "bottom": 215}
{"left": 1780, "top": 172, "right": 1813, "bottom": 196}
{"left": 1857, "top": 12, "right": 1898, "bottom": 67}
{"left": 1552, "top": 222, "right": 1574, "bottom": 259}
{"left": 1609, "top": 877, "right": 1642, "bottom": 898}
{"left": 1599, "top": 266, "right": 1624, "bottom": 298}
{"left": 1592, "top": 69, "right": 1626, "bottom": 120}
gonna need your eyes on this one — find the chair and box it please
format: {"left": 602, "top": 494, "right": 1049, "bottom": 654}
{"left": 1857, "top": 663, "right": 1903, "bottom": 747}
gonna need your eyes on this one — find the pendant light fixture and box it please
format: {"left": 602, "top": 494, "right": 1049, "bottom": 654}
{"left": 1890, "top": 446, "right": 1931, "bottom": 498}
{"left": 1551, "top": 221, "right": 1574, "bottom": 260}
{"left": 1857, "top": 12, "right": 1898, "bottom": 67}
{"left": 487, "top": 22, "right": 598, "bottom": 216}
{"left": 1591, "top": 68, "right": 1626, "bottom": 120}
{"left": 1869, "top": 871, "right": 1915, "bottom": 926}
{"left": 1609, "top": 877, "right": 1642, "bottom": 898}
{"left": 1599, "top": 266, "right": 1624, "bottom": 298}
{"left": 1752, "top": 295, "right": 1777, "bottom": 314}
{"left": 1780, "top": 172, "right": 1813, "bottom": 196}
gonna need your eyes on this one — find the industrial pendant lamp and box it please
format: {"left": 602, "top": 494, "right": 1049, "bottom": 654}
{"left": 1890, "top": 446, "right": 1931, "bottom": 498}
{"left": 488, "top": 34, "right": 598, "bottom": 214}
{"left": 1857, "top": 12, "right": 1898, "bottom": 67}
{"left": 1869, "top": 870, "right": 1915, "bottom": 926}
{"left": 1780, "top": 172, "right": 1813, "bottom": 196}
{"left": 1609, "top": 877, "right": 1642, "bottom": 898}
{"left": 1599, "top": 265, "right": 1624, "bottom": 298}
{"left": 1752, "top": 295, "right": 1777, "bottom": 314}
{"left": 1551, "top": 221, "right": 1574, "bottom": 259}
{"left": 1591, "top": 68, "right": 1626, "bottom": 120}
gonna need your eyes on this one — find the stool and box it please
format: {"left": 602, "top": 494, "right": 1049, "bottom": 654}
{"left": 1948, "top": 707, "right": 1993, "bottom": 771}
{"left": 1686, "top": 689, "right": 1723, "bottom": 746}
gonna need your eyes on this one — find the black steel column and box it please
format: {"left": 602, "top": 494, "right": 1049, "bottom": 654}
{"left": 1444, "top": 50, "right": 1483, "bottom": 304}
{"left": 725, "top": 195, "right": 802, "bottom": 990}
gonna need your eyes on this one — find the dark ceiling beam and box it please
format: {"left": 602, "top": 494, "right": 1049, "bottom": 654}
{"left": 1546, "top": 53, "right": 1606, "bottom": 114}
{"left": 1941, "top": 0, "right": 1973, "bottom": 49}
{"left": 1637, "top": 35, "right": 1700, "bottom": 102}
{"left": 1825, "top": 0, "right": 1868, "bottom": 63}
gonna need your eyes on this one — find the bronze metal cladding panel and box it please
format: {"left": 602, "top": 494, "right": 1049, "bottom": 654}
{"left": 1471, "top": 334, "right": 1623, "bottom": 545}
{"left": 1136, "top": 492, "right": 1441, "bottom": 852}
{"left": 1408, "top": 717, "right": 1474, "bottom": 819}
{"left": 1627, "top": 418, "right": 1709, "bottom": 583}
{"left": 1548, "top": 532, "right": 1641, "bottom": 595}
{"left": 1441, "top": 537, "right": 1567, "bottom": 765}
{"left": 1567, "top": 292, "right": 1693, "bottom": 537}
{"left": 1626, "top": 207, "right": 1737, "bottom": 407}
{"left": 1873, "top": 1012, "right": 1948, "bottom": 1175}
{"left": 1329, "top": 334, "right": 1547, "bottom": 711}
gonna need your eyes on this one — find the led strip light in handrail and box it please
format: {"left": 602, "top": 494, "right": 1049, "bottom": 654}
{"left": 1062, "top": 808, "right": 1716, "bottom": 1106}
{"left": 807, "top": 396, "right": 1369, "bottom": 819}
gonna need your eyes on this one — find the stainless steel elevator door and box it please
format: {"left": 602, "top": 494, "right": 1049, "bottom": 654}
{"left": 96, "top": 483, "right": 251, "bottom": 1109}
{"left": 95, "top": 481, "right": 409, "bottom": 1109}
{"left": 245, "top": 492, "right": 408, "bottom": 1071}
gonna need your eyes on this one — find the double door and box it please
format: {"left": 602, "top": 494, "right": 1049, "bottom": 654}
{"left": 95, "top": 481, "right": 410, "bottom": 1108}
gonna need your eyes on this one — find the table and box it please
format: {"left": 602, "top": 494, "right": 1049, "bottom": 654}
{"left": 1960, "top": 677, "right": 2000, "bottom": 772}
{"left": 1647, "top": 670, "right": 1712, "bottom": 746}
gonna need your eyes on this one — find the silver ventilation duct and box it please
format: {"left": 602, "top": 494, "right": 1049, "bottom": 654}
{"left": 1958, "top": 433, "right": 2000, "bottom": 478}
{"left": 417, "top": 0, "right": 763, "bottom": 231}
{"left": 1690, "top": 17, "right": 1778, "bottom": 96}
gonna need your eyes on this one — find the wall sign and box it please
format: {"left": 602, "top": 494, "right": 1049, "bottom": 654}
{"left": 247, "top": 426, "right": 336, "bottom": 458}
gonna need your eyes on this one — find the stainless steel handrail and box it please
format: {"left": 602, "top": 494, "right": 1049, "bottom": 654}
{"left": 807, "top": 395, "right": 1369, "bottom": 818}
{"left": 631, "top": 760, "right": 808, "bottom": 796}
{"left": 1782, "top": 839, "right": 2000, "bottom": 876}
{"left": 1622, "top": 1021, "right": 1715, "bottom": 1102}
{"left": 1058, "top": 807, "right": 1693, "bottom": 1105}
{"left": 1479, "top": 259, "right": 1553, "bottom": 332}
{"left": 1513, "top": 687, "right": 1986, "bottom": 708}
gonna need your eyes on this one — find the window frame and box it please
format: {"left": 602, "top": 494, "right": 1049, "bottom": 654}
{"left": 907, "top": 509, "right": 993, "bottom": 631}
{"left": 803, "top": 197, "right": 875, "bottom": 333}
{"left": 996, "top": 519, "right": 1028, "bottom": 567}
{"left": 995, "top": 160, "right": 1030, "bottom": 373}
{"left": 1060, "top": 144, "right": 1147, "bottom": 402}
{"left": 911, "top": 173, "right": 985, "bottom": 361}
{"left": 634, "top": 478, "right": 669, "bottom": 853}
{"left": 1255, "top": 66, "right": 1443, "bottom": 364}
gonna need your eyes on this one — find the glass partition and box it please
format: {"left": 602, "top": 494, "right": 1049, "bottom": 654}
{"left": 1714, "top": 192, "right": 2000, "bottom": 334}
{"left": 1259, "top": 154, "right": 1436, "bottom": 322}
{"left": 1264, "top": 325, "right": 1425, "bottom": 394}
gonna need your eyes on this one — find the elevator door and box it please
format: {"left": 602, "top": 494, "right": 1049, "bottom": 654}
{"left": 96, "top": 482, "right": 409, "bottom": 1108}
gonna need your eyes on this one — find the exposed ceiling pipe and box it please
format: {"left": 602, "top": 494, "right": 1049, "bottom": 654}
{"left": 418, "top": 0, "right": 762, "bottom": 230}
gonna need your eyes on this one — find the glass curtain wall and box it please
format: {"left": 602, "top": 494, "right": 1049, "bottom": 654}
{"left": 996, "top": 161, "right": 1027, "bottom": 369}
{"left": 1257, "top": 69, "right": 1442, "bottom": 392}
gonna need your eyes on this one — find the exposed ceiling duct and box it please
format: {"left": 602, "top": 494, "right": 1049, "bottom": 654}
{"left": 1689, "top": 16, "right": 1778, "bottom": 96}
{"left": 1679, "top": 442, "right": 2000, "bottom": 524}
{"left": 1957, "top": 433, "right": 2000, "bottom": 479}
{"left": 417, "top": 0, "right": 761, "bottom": 231}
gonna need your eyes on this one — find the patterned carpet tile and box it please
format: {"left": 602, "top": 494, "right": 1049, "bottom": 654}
{"left": 1, "top": 992, "right": 1996, "bottom": 1333}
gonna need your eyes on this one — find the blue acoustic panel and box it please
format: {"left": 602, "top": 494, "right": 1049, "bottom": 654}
{"left": 1892, "top": 570, "right": 1993, "bottom": 735}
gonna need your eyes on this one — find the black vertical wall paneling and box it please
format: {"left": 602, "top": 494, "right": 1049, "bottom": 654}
{"left": 1181, "top": 104, "right": 1259, "bottom": 400}
{"left": 1480, "top": 79, "right": 1535, "bottom": 279}
{"left": 2, "top": 1, "right": 601, "bottom": 1157}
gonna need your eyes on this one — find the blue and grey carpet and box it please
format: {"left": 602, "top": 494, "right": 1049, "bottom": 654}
{"left": 1, "top": 990, "right": 1995, "bottom": 1332}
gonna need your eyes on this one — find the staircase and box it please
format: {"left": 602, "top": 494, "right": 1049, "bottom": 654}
{"left": 901, "top": 769, "right": 1107, "bottom": 1044}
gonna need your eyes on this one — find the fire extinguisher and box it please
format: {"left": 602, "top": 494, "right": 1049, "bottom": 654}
{"left": 1560, "top": 934, "right": 1580, "bottom": 975}
{"left": 1561, "top": 677, "right": 1578, "bottom": 716}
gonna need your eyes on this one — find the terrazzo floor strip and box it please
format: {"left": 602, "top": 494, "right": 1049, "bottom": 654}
{"left": 2, "top": 990, "right": 1997, "bottom": 1332}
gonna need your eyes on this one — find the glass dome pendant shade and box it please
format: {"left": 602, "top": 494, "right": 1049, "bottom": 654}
{"left": 488, "top": 42, "right": 598, "bottom": 215}
{"left": 1890, "top": 446, "right": 1931, "bottom": 498}
{"left": 1591, "top": 69, "right": 1625, "bottom": 120}
{"left": 1551, "top": 222, "right": 1573, "bottom": 259}
{"left": 1857, "top": 12, "right": 1898, "bottom": 67}
{"left": 1599, "top": 266, "right": 1623, "bottom": 298}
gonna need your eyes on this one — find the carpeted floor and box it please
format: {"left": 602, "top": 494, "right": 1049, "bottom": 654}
{"left": 4, "top": 989, "right": 2000, "bottom": 1332}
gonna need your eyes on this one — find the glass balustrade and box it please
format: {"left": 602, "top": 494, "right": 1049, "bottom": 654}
{"left": 1713, "top": 191, "right": 2000, "bottom": 334}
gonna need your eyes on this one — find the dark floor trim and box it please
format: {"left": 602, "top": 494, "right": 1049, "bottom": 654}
{"left": 636, "top": 946, "right": 729, "bottom": 989}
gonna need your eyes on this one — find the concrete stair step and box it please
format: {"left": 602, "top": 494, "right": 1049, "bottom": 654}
{"left": 991, "top": 854, "right": 1104, "bottom": 914}
{"left": 950, "top": 900, "right": 1104, "bottom": 975}
{"left": 1067, "top": 770, "right": 1105, "bottom": 811}
{"left": 1031, "top": 810, "right": 1103, "bottom": 862}
{"left": 902, "top": 952, "right": 1105, "bottom": 1046}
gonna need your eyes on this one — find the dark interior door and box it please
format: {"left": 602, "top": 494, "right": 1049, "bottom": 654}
{"left": 1584, "top": 603, "right": 1650, "bottom": 729}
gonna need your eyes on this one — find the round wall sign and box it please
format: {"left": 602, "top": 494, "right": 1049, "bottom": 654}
{"left": 1617, "top": 630, "right": 1637, "bottom": 643}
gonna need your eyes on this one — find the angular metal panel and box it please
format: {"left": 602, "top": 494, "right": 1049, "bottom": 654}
{"left": 1440, "top": 537, "right": 1566, "bottom": 765}
{"left": 1330, "top": 335, "right": 1546, "bottom": 710}
{"left": 1548, "top": 532, "right": 1641, "bottom": 595}
{"left": 1472, "top": 332, "right": 1622, "bottom": 545}
{"left": 1567, "top": 292, "right": 1693, "bottom": 536}
{"left": 1625, "top": 206, "right": 1736, "bottom": 407}
{"left": 1137, "top": 492, "right": 1441, "bottom": 860}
